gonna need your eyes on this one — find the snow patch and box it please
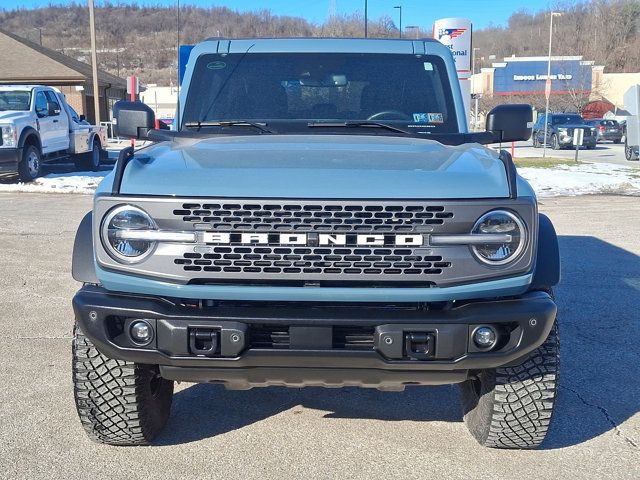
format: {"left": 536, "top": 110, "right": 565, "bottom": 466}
{"left": 0, "top": 171, "right": 108, "bottom": 194}
{"left": 518, "top": 162, "right": 640, "bottom": 197}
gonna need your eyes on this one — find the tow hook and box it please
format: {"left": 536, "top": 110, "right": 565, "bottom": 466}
{"left": 189, "top": 328, "right": 219, "bottom": 357}
{"left": 404, "top": 332, "right": 435, "bottom": 360}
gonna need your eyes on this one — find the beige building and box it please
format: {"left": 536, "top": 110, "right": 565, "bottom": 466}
{"left": 0, "top": 29, "right": 127, "bottom": 123}
{"left": 140, "top": 85, "right": 179, "bottom": 122}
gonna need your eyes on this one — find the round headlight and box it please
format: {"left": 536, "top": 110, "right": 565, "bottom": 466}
{"left": 471, "top": 210, "right": 526, "bottom": 265}
{"left": 101, "top": 205, "right": 157, "bottom": 263}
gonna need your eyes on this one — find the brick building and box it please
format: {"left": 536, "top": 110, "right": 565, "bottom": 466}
{"left": 0, "top": 29, "right": 127, "bottom": 123}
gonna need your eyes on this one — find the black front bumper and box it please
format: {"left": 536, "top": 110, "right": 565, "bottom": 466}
{"left": 0, "top": 148, "right": 21, "bottom": 173}
{"left": 73, "top": 286, "right": 557, "bottom": 390}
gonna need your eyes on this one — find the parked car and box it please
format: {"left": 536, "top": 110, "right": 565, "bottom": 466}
{"left": 0, "top": 85, "right": 106, "bottom": 181}
{"left": 71, "top": 38, "right": 560, "bottom": 449}
{"left": 585, "top": 118, "right": 623, "bottom": 143}
{"left": 532, "top": 113, "right": 597, "bottom": 149}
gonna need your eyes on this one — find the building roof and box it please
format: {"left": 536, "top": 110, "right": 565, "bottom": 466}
{"left": 0, "top": 29, "right": 126, "bottom": 89}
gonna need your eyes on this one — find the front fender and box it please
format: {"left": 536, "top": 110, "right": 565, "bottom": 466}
{"left": 72, "top": 212, "right": 99, "bottom": 284}
{"left": 530, "top": 213, "right": 561, "bottom": 291}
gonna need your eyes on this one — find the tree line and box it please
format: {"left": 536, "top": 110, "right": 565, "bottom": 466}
{"left": 1, "top": 0, "right": 637, "bottom": 87}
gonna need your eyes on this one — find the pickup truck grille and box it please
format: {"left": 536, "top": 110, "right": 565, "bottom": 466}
{"left": 174, "top": 202, "right": 454, "bottom": 232}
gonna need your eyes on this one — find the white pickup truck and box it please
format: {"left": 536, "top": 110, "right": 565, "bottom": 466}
{"left": 0, "top": 85, "right": 106, "bottom": 181}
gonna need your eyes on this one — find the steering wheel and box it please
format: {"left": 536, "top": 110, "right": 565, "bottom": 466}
{"left": 367, "top": 110, "right": 411, "bottom": 121}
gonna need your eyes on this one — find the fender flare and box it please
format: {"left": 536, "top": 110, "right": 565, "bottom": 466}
{"left": 72, "top": 212, "right": 99, "bottom": 284}
{"left": 530, "top": 213, "right": 561, "bottom": 291}
{"left": 18, "top": 126, "right": 41, "bottom": 151}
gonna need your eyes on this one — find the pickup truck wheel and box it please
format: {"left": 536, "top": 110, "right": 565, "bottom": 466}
{"left": 74, "top": 138, "right": 102, "bottom": 171}
{"left": 18, "top": 145, "right": 41, "bottom": 182}
{"left": 72, "top": 324, "right": 174, "bottom": 445}
{"left": 532, "top": 134, "right": 540, "bottom": 148}
{"left": 459, "top": 319, "right": 559, "bottom": 449}
{"left": 551, "top": 134, "right": 560, "bottom": 150}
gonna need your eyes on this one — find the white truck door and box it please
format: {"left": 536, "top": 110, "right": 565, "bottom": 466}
{"left": 44, "top": 90, "right": 70, "bottom": 152}
{"left": 33, "top": 90, "right": 56, "bottom": 154}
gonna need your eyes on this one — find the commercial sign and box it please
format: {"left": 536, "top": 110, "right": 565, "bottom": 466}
{"left": 433, "top": 17, "right": 473, "bottom": 124}
{"left": 492, "top": 58, "right": 592, "bottom": 96}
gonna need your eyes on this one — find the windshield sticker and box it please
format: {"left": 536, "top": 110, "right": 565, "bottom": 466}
{"left": 428, "top": 113, "right": 444, "bottom": 124}
{"left": 412, "top": 113, "right": 429, "bottom": 123}
{"left": 423, "top": 62, "right": 434, "bottom": 71}
{"left": 206, "top": 61, "right": 227, "bottom": 70}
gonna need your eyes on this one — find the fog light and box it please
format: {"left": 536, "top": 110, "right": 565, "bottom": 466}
{"left": 130, "top": 320, "right": 153, "bottom": 345}
{"left": 473, "top": 326, "right": 497, "bottom": 350}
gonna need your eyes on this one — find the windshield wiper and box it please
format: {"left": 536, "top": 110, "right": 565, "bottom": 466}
{"left": 183, "top": 120, "right": 273, "bottom": 134}
{"left": 307, "top": 121, "right": 412, "bottom": 135}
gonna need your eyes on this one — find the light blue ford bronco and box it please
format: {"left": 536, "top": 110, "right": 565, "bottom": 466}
{"left": 71, "top": 38, "right": 560, "bottom": 449}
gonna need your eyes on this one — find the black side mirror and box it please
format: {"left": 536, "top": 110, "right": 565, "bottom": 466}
{"left": 486, "top": 104, "right": 533, "bottom": 143}
{"left": 47, "top": 102, "right": 60, "bottom": 116}
{"left": 79, "top": 114, "right": 86, "bottom": 122}
{"left": 112, "top": 100, "right": 155, "bottom": 139}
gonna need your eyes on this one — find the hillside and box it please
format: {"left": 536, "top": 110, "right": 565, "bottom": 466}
{"left": 1, "top": 0, "right": 638, "bottom": 85}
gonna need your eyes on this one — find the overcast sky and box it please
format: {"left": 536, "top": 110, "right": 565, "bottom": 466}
{"left": 3, "top": 0, "right": 557, "bottom": 29}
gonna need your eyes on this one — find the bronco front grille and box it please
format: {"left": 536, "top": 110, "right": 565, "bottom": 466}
{"left": 173, "top": 202, "right": 453, "bottom": 232}
{"left": 174, "top": 246, "right": 451, "bottom": 276}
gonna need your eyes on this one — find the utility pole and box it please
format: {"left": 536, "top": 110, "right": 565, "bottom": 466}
{"left": 394, "top": 6, "right": 402, "bottom": 38}
{"left": 472, "top": 47, "right": 480, "bottom": 130}
{"left": 542, "top": 11, "right": 561, "bottom": 159}
{"left": 364, "top": 0, "right": 368, "bottom": 38}
{"left": 88, "top": 0, "right": 101, "bottom": 125}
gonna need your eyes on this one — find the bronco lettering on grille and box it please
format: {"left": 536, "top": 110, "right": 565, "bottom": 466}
{"left": 201, "top": 232, "right": 424, "bottom": 246}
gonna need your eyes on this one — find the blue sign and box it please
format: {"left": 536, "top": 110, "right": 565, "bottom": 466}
{"left": 492, "top": 59, "right": 592, "bottom": 95}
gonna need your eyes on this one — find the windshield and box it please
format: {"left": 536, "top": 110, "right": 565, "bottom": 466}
{"left": 182, "top": 53, "right": 458, "bottom": 134}
{"left": 0, "top": 91, "right": 31, "bottom": 111}
{"left": 552, "top": 115, "right": 584, "bottom": 125}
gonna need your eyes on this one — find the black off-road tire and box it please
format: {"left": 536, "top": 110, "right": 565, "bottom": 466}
{"left": 459, "top": 320, "right": 559, "bottom": 449}
{"left": 18, "top": 144, "right": 42, "bottom": 182}
{"left": 74, "top": 138, "right": 102, "bottom": 171}
{"left": 72, "top": 325, "right": 174, "bottom": 445}
{"left": 551, "top": 134, "right": 560, "bottom": 150}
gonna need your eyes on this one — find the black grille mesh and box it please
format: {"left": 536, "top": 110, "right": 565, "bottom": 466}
{"left": 174, "top": 246, "right": 451, "bottom": 276}
{"left": 174, "top": 202, "right": 453, "bottom": 232}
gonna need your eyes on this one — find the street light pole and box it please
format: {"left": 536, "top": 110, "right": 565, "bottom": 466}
{"left": 394, "top": 6, "right": 402, "bottom": 39}
{"left": 364, "top": 0, "right": 368, "bottom": 38}
{"left": 472, "top": 47, "right": 480, "bottom": 130}
{"left": 542, "top": 12, "right": 561, "bottom": 159}
{"left": 88, "top": 0, "right": 101, "bottom": 125}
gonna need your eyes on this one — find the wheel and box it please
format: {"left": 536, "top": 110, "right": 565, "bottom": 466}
{"left": 72, "top": 324, "right": 174, "bottom": 445}
{"left": 459, "top": 319, "right": 559, "bottom": 449}
{"left": 74, "top": 138, "right": 102, "bottom": 171}
{"left": 625, "top": 139, "right": 639, "bottom": 161}
{"left": 18, "top": 145, "right": 41, "bottom": 182}
{"left": 551, "top": 134, "right": 560, "bottom": 150}
{"left": 586, "top": 144, "right": 596, "bottom": 150}
{"left": 613, "top": 139, "right": 621, "bottom": 144}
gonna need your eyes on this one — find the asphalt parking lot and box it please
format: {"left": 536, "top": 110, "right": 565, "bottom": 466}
{"left": 512, "top": 140, "right": 635, "bottom": 166}
{"left": 0, "top": 193, "right": 638, "bottom": 479}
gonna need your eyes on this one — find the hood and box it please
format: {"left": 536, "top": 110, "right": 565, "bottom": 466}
{"left": 112, "top": 135, "right": 511, "bottom": 199}
{"left": 0, "top": 110, "right": 29, "bottom": 122}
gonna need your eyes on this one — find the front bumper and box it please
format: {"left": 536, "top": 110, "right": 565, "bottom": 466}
{"left": 558, "top": 135, "right": 597, "bottom": 147}
{"left": 73, "top": 286, "right": 557, "bottom": 390}
{"left": 0, "top": 148, "right": 21, "bottom": 173}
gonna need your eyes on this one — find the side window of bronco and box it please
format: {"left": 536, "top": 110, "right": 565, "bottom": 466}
{"left": 35, "top": 91, "right": 48, "bottom": 118}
